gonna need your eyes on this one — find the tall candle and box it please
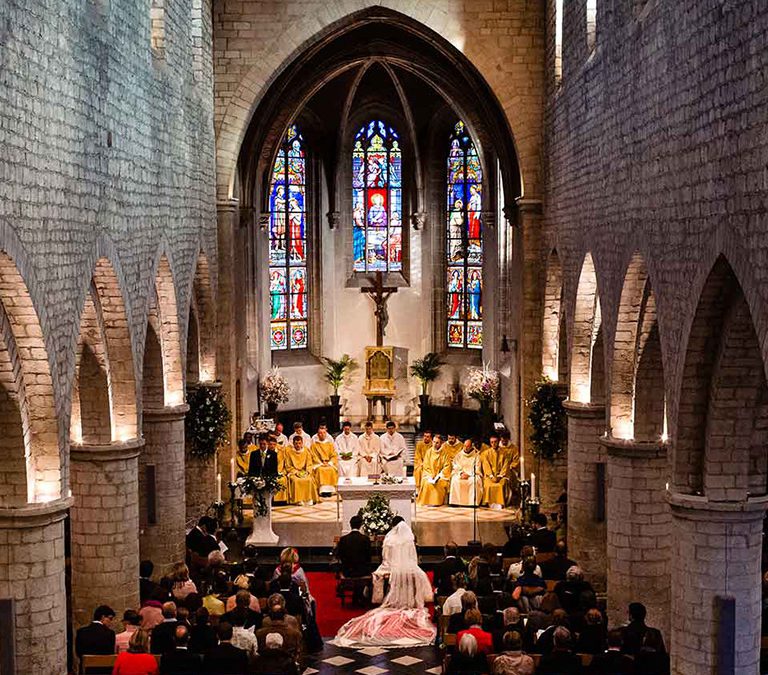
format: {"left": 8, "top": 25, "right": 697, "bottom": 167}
{"left": 520, "top": 443, "right": 525, "bottom": 481}
{"left": 216, "top": 473, "right": 222, "bottom": 503}
{"left": 530, "top": 472, "right": 536, "bottom": 499}
{"left": 230, "top": 457, "right": 235, "bottom": 483}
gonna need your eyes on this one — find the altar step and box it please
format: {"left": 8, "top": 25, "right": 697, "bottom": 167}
{"left": 400, "top": 424, "right": 417, "bottom": 469}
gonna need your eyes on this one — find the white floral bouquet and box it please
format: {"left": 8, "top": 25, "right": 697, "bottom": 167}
{"left": 379, "top": 474, "right": 403, "bottom": 485}
{"left": 466, "top": 363, "right": 500, "bottom": 405}
{"left": 359, "top": 493, "right": 396, "bottom": 536}
{"left": 259, "top": 366, "right": 290, "bottom": 405}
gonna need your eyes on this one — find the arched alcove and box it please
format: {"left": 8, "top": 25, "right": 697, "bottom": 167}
{"left": 190, "top": 250, "right": 216, "bottom": 383}
{"left": 674, "top": 256, "right": 768, "bottom": 498}
{"left": 569, "top": 252, "right": 601, "bottom": 404}
{"left": 542, "top": 249, "right": 563, "bottom": 381}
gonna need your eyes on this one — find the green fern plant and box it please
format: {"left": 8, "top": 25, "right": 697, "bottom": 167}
{"left": 410, "top": 352, "right": 445, "bottom": 395}
{"left": 322, "top": 354, "right": 358, "bottom": 395}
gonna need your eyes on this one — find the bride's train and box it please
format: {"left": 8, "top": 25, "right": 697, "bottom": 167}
{"left": 332, "top": 520, "right": 437, "bottom": 648}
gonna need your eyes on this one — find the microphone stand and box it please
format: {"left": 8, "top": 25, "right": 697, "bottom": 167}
{"left": 468, "top": 449, "right": 481, "bottom": 548}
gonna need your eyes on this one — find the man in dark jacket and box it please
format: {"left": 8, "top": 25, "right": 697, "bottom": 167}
{"left": 139, "top": 560, "right": 162, "bottom": 604}
{"left": 621, "top": 602, "right": 666, "bottom": 656}
{"left": 540, "top": 540, "right": 577, "bottom": 581}
{"left": 434, "top": 541, "right": 466, "bottom": 597}
{"left": 249, "top": 433, "right": 279, "bottom": 476}
{"left": 527, "top": 513, "right": 556, "bottom": 552}
{"left": 186, "top": 516, "right": 219, "bottom": 558}
{"left": 151, "top": 602, "right": 179, "bottom": 654}
{"left": 203, "top": 623, "right": 249, "bottom": 674}
{"left": 75, "top": 605, "right": 116, "bottom": 662}
{"left": 590, "top": 629, "right": 635, "bottom": 675}
{"left": 336, "top": 515, "right": 372, "bottom": 578}
{"left": 537, "top": 627, "right": 583, "bottom": 675}
{"left": 160, "top": 625, "right": 204, "bottom": 674}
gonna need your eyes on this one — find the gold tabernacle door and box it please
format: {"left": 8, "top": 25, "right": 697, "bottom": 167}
{"left": 363, "top": 346, "right": 395, "bottom": 396}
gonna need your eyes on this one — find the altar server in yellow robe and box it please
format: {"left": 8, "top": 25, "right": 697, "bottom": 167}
{"left": 268, "top": 435, "right": 289, "bottom": 503}
{"left": 310, "top": 424, "right": 339, "bottom": 493}
{"left": 235, "top": 438, "right": 252, "bottom": 477}
{"left": 416, "top": 434, "right": 451, "bottom": 506}
{"left": 443, "top": 435, "right": 463, "bottom": 465}
{"left": 481, "top": 434, "right": 511, "bottom": 509}
{"left": 412, "top": 430, "right": 433, "bottom": 488}
{"left": 449, "top": 440, "right": 483, "bottom": 506}
{"left": 284, "top": 436, "right": 318, "bottom": 505}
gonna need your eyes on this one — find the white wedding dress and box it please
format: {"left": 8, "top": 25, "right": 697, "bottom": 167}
{"left": 332, "top": 522, "right": 436, "bottom": 648}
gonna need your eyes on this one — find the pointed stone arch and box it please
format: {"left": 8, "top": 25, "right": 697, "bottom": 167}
{"left": 188, "top": 250, "right": 217, "bottom": 384}
{"left": 542, "top": 249, "right": 563, "bottom": 382}
{"left": 569, "top": 252, "right": 602, "bottom": 404}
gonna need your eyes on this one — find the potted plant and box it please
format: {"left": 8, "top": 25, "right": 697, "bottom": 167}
{"left": 321, "top": 354, "right": 358, "bottom": 407}
{"left": 260, "top": 366, "right": 290, "bottom": 414}
{"left": 527, "top": 378, "right": 567, "bottom": 460}
{"left": 410, "top": 352, "right": 444, "bottom": 407}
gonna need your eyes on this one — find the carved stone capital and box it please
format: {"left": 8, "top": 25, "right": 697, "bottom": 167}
{"left": 258, "top": 212, "right": 270, "bottom": 233}
{"left": 327, "top": 210, "right": 341, "bottom": 230}
{"left": 480, "top": 210, "right": 496, "bottom": 229}
{"left": 410, "top": 211, "right": 426, "bottom": 231}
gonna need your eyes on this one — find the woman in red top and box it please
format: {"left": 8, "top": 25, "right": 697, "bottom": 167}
{"left": 112, "top": 629, "right": 158, "bottom": 675}
{"left": 457, "top": 608, "right": 494, "bottom": 655}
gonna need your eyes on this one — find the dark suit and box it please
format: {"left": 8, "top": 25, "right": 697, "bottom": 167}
{"left": 251, "top": 648, "right": 299, "bottom": 675}
{"left": 255, "top": 622, "right": 302, "bottom": 662}
{"left": 189, "top": 624, "right": 218, "bottom": 654}
{"left": 160, "top": 648, "right": 204, "bottom": 674}
{"left": 589, "top": 649, "right": 635, "bottom": 675}
{"left": 221, "top": 607, "right": 263, "bottom": 630}
{"left": 186, "top": 527, "right": 219, "bottom": 558}
{"left": 203, "top": 643, "right": 249, "bottom": 674}
{"left": 336, "top": 529, "right": 372, "bottom": 578}
{"left": 540, "top": 555, "right": 577, "bottom": 581}
{"left": 634, "top": 648, "right": 670, "bottom": 675}
{"left": 434, "top": 555, "right": 466, "bottom": 597}
{"left": 538, "top": 650, "right": 583, "bottom": 675}
{"left": 527, "top": 526, "right": 557, "bottom": 553}
{"left": 267, "top": 580, "right": 306, "bottom": 619}
{"left": 249, "top": 449, "right": 278, "bottom": 476}
{"left": 75, "top": 621, "right": 116, "bottom": 657}
{"left": 621, "top": 623, "right": 666, "bottom": 657}
{"left": 151, "top": 619, "right": 179, "bottom": 654}
{"left": 140, "top": 576, "right": 163, "bottom": 603}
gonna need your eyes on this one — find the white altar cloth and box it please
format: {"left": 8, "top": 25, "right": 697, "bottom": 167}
{"left": 337, "top": 476, "right": 416, "bottom": 533}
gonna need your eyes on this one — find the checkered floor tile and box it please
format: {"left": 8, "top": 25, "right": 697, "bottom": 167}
{"left": 304, "top": 643, "right": 440, "bottom": 675}
{"left": 390, "top": 655, "right": 423, "bottom": 666}
{"left": 356, "top": 666, "right": 388, "bottom": 675}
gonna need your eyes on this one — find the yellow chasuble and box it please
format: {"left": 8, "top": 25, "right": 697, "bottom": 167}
{"left": 443, "top": 440, "right": 463, "bottom": 465}
{"left": 272, "top": 445, "right": 289, "bottom": 502}
{"left": 235, "top": 449, "right": 252, "bottom": 477}
{"left": 481, "top": 446, "right": 511, "bottom": 507}
{"left": 416, "top": 446, "right": 450, "bottom": 506}
{"left": 412, "top": 440, "right": 431, "bottom": 487}
{"left": 310, "top": 439, "right": 339, "bottom": 490}
{"left": 284, "top": 447, "right": 318, "bottom": 505}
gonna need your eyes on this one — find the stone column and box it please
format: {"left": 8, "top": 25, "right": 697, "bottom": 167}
{"left": 185, "top": 454, "right": 215, "bottom": 523}
{"left": 0, "top": 497, "right": 71, "bottom": 674}
{"left": 139, "top": 405, "right": 188, "bottom": 574}
{"left": 603, "top": 436, "right": 670, "bottom": 637}
{"left": 668, "top": 492, "right": 767, "bottom": 675}
{"left": 564, "top": 400, "right": 607, "bottom": 591}
{"left": 69, "top": 440, "right": 142, "bottom": 630}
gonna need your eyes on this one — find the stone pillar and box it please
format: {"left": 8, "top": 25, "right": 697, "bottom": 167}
{"left": 0, "top": 497, "right": 71, "bottom": 674}
{"left": 668, "top": 492, "right": 767, "bottom": 675}
{"left": 70, "top": 440, "right": 142, "bottom": 630}
{"left": 603, "top": 436, "right": 670, "bottom": 637}
{"left": 139, "top": 405, "right": 188, "bottom": 574}
{"left": 564, "top": 400, "right": 607, "bottom": 591}
{"left": 185, "top": 454, "right": 215, "bottom": 523}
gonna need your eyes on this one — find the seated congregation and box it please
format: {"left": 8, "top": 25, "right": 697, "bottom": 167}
{"left": 236, "top": 419, "right": 522, "bottom": 509}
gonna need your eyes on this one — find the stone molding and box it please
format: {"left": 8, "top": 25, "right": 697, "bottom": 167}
{"left": 563, "top": 400, "right": 605, "bottom": 419}
{"left": 666, "top": 490, "right": 768, "bottom": 521}
{"left": 216, "top": 198, "right": 239, "bottom": 213}
{"left": 144, "top": 404, "right": 190, "bottom": 422}
{"left": 71, "top": 438, "right": 145, "bottom": 463}
{"left": 601, "top": 435, "right": 666, "bottom": 460}
{"left": 0, "top": 496, "right": 74, "bottom": 529}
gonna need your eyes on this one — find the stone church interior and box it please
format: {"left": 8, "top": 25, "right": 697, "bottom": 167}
{"left": 0, "top": 1, "right": 766, "bottom": 674}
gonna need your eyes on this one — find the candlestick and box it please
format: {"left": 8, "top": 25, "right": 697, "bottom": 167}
{"left": 530, "top": 472, "right": 536, "bottom": 499}
{"left": 216, "top": 473, "right": 222, "bottom": 503}
{"left": 230, "top": 457, "right": 235, "bottom": 483}
{"left": 520, "top": 446, "right": 525, "bottom": 481}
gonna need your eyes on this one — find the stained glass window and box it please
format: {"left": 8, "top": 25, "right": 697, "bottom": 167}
{"left": 446, "top": 121, "right": 483, "bottom": 350}
{"left": 269, "top": 126, "right": 308, "bottom": 351}
{"left": 352, "top": 120, "right": 402, "bottom": 273}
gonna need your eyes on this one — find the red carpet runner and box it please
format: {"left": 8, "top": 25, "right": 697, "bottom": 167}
{"left": 306, "top": 571, "right": 434, "bottom": 638}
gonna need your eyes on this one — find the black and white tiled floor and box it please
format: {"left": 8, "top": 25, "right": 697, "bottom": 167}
{"left": 303, "top": 643, "right": 442, "bottom": 675}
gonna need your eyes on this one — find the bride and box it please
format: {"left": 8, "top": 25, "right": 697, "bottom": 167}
{"left": 333, "top": 517, "right": 436, "bottom": 648}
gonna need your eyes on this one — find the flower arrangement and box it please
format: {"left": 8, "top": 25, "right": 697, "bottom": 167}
{"left": 260, "top": 366, "right": 290, "bottom": 406}
{"left": 466, "top": 364, "right": 500, "bottom": 406}
{"left": 359, "top": 493, "right": 396, "bottom": 536}
{"left": 237, "top": 473, "right": 285, "bottom": 518}
{"left": 527, "top": 378, "right": 567, "bottom": 460}
{"left": 185, "top": 385, "right": 231, "bottom": 458}
{"left": 379, "top": 474, "right": 404, "bottom": 485}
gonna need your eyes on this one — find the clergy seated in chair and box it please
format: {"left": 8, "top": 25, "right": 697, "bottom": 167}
{"left": 335, "top": 421, "right": 361, "bottom": 478}
{"left": 412, "top": 430, "right": 434, "bottom": 488}
{"left": 416, "top": 434, "right": 450, "bottom": 506}
{"left": 284, "top": 436, "right": 319, "bottom": 505}
{"left": 357, "top": 421, "right": 381, "bottom": 477}
{"left": 481, "top": 434, "right": 512, "bottom": 509}
{"left": 449, "top": 440, "right": 483, "bottom": 506}
{"left": 310, "top": 424, "right": 339, "bottom": 495}
{"left": 268, "top": 435, "right": 289, "bottom": 503}
{"left": 379, "top": 421, "right": 408, "bottom": 477}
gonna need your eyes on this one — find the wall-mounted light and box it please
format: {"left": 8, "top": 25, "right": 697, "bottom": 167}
{"left": 500, "top": 335, "right": 510, "bottom": 353}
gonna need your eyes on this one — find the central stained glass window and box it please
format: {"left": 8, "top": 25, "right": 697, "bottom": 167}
{"left": 352, "top": 120, "right": 402, "bottom": 273}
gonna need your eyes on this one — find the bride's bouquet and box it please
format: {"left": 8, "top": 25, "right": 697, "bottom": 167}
{"left": 359, "top": 494, "right": 395, "bottom": 536}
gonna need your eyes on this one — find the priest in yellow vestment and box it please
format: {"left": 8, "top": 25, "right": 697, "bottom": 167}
{"left": 416, "top": 434, "right": 450, "bottom": 506}
{"left": 481, "top": 434, "right": 511, "bottom": 509}
{"left": 284, "top": 436, "right": 318, "bottom": 505}
{"left": 235, "top": 438, "right": 252, "bottom": 477}
{"left": 412, "top": 430, "right": 433, "bottom": 488}
{"left": 268, "top": 435, "right": 289, "bottom": 503}
{"left": 443, "top": 435, "right": 463, "bottom": 465}
{"left": 310, "top": 424, "right": 339, "bottom": 494}
{"left": 449, "top": 440, "right": 483, "bottom": 506}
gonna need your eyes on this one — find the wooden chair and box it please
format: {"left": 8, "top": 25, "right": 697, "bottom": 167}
{"left": 335, "top": 572, "right": 372, "bottom": 607}
{"left": 537, "top": 551, "right": 556, "bottom": 564}
{"left": 81, "top": 654, "right": 116, "bottom": 674}
{"left": 439, "top": 613, "right": 451, "bottom": 643}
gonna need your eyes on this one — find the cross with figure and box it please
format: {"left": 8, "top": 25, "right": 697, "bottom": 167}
{"left": 361, "top": 271, "right": 397, "bottom": 346}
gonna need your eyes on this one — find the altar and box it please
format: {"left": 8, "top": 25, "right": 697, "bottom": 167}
{"left": 337, "top": 477, "right": 416, "bottom": 534}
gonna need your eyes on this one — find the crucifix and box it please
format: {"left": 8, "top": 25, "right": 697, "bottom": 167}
{"left": 361, "top": 271, "right": 398, "bottom": 346}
